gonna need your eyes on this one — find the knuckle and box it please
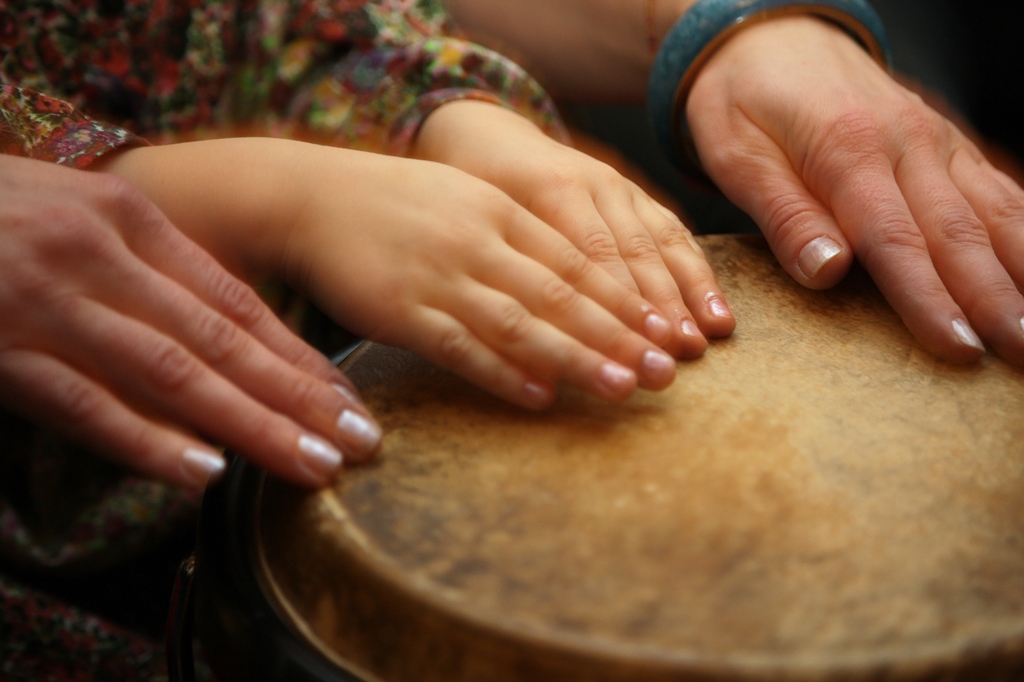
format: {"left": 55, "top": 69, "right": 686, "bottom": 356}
{"left": 620, "top": 233, "right": 661, "bottom": 263}
{"left": 4, "top": 255, "right": 63, "bottom": 307}
{"left": 495, "top": 303, "right": 535, "bottom": 345}
{"left": 210, "top": 271, "right": 265, "bottom": 329}
{"left": 578, "top": 159, "right": 621, "bottom": 188}
{"left": 990, "top": 198, "right": 1024, "bottom": 227}
{"left": 435, "top": 327, "right": 475, "bottom": 370}
{"left": 896, "top": 104, "right": 948, "bottom": 149}
{"left": 539, "top": 276, "right": 579, "bottom": 317}
{"left": 59, "top": 380, "right": 104, "bottom": 428}
{"left": 540, "top": 165, "right": 581, "bottom": 193}
{"left": 49, "top": 208, "right": 121, "bottom": 264}
{"left": 655, "top": 224, "right": 696, "bottom": 250}
{"left": 761, "top": 193, "right": 823, "bottom": 242}
{"left": 580, "top": 229, "right": 622, "bottom": 263}
{"left": 827, "top": 109, "right": 888, "bottom": 151}
{"left": 858, "top": 215, "right": 927, "bottom": 262}
{"left": 653, "top": 220, "right": 695, "bottom": 251}
{"left": 984, "top": 190, "right": 1024, "bottom": 227}
{"left": 195, "top": 310, "right": 244, "bottom": 367}
{"left": 281, "top": 374, "right": 323, "bottom": 415}
{"left": 144, "top": 341, "right": 203, "bottom": 393}
{"left": 892, "top": 104, "right": 937, "bottom": 140}
{"left": 553, "top": 244, "right": 592, "bottom": 286}
{"left": 932, "top": 210, "right": 990, "bottom": 250}
{"left": 808, "top": 110, "right": 888, "bottom": 177}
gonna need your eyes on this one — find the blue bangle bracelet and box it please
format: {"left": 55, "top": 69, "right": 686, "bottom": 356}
{"left": 648, "top": 0, "right": 892, "bottom": 182}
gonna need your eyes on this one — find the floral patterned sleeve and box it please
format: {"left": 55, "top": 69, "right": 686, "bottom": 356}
{"left": 232, "top": 0, "right": 570, "bottom": 155}
{"left": 1, "top": 0, "right": 564, "bottom": 156}
{"left": 0, "top": 84, "right": 145, "bottom": 169}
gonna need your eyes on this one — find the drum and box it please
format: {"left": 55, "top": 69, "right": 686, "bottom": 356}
{"left": 192, "top": 234, "right": 1024, "bottom": 682}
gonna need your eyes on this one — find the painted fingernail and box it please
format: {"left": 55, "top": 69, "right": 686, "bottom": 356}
{"left": 182, "top": 447, "right": 226, "bottom": 488}
{"left": 682, "top": 319, "right": 703, "bottom": 338}
{"left": 332, "top": 382, "right": 359, "bottom": 402}
{"left": 705, "top": 294, "right": 733, "bottom": 320}
{"left": 337, "top": 409, "right": 382, "bottom": 453}
{"left": 598, "top": 362, "right": 636, "bottom": 395}
{"left": 644, "top": 311, "right": 671, "bottom": 341}
{"left": 798, "top": 236, "right": 844, "bottom": 279}
{"left": 952, "top": 319, "right": 985, "bottom": 352}
{"left": 298, "top": 434, "right": 343, "bottom": 478}
{"left": 642, "top": 349, "right": 676, "bottom": 382}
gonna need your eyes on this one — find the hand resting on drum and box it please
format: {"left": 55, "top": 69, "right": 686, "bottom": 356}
{"left": 443, "top": 0, "right": 1024, "bottom": 365}
{"left": 687, "top": 16, "right": 1024, "bottom": 364}
{"left": 97, "top": 138, "right": 679, "bottom": 416}
{"left": 0, "top": 154, "right": 373, "bottom": 491}
{"left": 412, "top": 99, "right": 737, "bottom": 359}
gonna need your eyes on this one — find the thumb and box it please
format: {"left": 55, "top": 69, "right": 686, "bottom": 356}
{"left": 700, "top": 132, "right": 853, "bottom": 290}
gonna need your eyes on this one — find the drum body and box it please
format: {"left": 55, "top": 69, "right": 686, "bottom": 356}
{"left": 196, "top": 235, "right": 1024, "bottom": 681}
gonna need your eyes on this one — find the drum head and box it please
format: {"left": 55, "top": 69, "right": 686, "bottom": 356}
{"left": 257, "top": 235, "right": 1024, "bottom": 681}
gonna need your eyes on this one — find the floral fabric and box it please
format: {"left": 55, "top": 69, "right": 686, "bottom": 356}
{"left": 0, "top": 85, "right": 142, "bottom": 168}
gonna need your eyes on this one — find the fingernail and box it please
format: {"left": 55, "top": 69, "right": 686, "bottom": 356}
{"left": 598, "top": 362, "right": 635, "bottom": 394}
{"left": 952, "top": 319, "right": 985, "bottom": 352}
{"left": 644, "top": 311, "right": 671, "bottom": 340}
{"left": 705, "top": 294, "right": 733, "bottom": 320}
{"left": 337, "top": 409, "right": 382, "bottom": 452}
{"left": 642, "top": 349, "right": 676, "bottom": 382}
{"left": 298, "top": 434, "right": 343, "bottom": 478}
{"left": 523, "top": 380, "right": 554, "bottom": 408}
{"left": 182, "top": 447, "right": 226, "bottom": 488}
{"left": 681, "top": 319, "right": 703, "bottom": 338}
{"left": 798, "top": 236, "right": 844, "bottom": 279}
{"left": 1019, "top": 316, "right": 1024, "bottom": 338}
{"left": 332, "top": 382, "right": 359, "bottom": 402}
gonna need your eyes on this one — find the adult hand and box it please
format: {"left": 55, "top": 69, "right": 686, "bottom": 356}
{"left": 0, "top": 155, "right": 380, "bottom": 490}
{"left": 414, "top": 99, "right": 735, "bottom": 359}
{"left": 686, "top": 16, "right": 1024, "bottom": 363}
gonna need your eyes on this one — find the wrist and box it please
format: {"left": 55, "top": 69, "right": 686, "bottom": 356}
{"left": 647, "top": 0, "right": 890, "bottom": 180}
{"left": 95, "top": 139, "right": 312, "bottom": 278}
{"left": 414, "top": 99, "right": 540, "bottom": 170}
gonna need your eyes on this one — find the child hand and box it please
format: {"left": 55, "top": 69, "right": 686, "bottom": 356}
{"left": 413, "top": 99, "right": 736, "bottom": 358}
{"left": 287, "top": 147, "right": 680, "bottom": 408}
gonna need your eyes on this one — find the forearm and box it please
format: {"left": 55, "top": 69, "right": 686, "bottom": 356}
{"left": 92, "top": 138, "right": 317, "bottom": 279}
{"left": 441, "top": 0, "right": 694, "bottom": 100}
